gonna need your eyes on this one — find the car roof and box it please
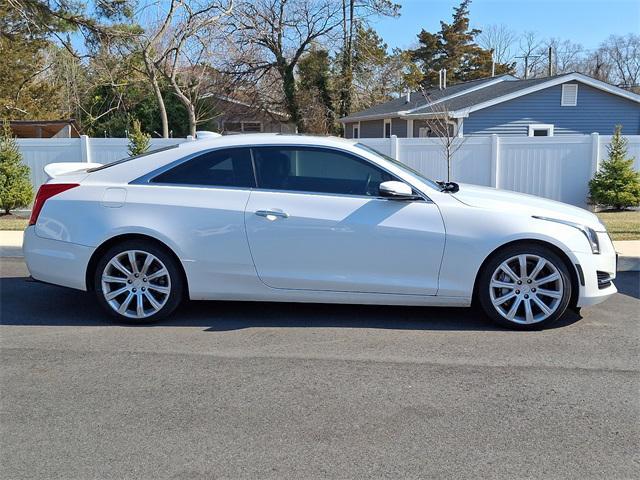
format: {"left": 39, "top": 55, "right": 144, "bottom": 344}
{"left": 176, "top": 134, "right": 358, "bottom": 154}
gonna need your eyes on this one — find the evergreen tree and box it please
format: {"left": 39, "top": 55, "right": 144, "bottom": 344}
{"left": 589, "top": 126, "right": 640, "bottom": 210}
{"left": 298, "top": 47, "right": 336, "bottom": 133}
{"left": 0, "top": 121, "right": 34, "bottom": 215}
{"left": 127, "top": 119, "right": 150, "bottom": 156}
{"left": 411, "top": 0, "right": 514, "bottom": 86}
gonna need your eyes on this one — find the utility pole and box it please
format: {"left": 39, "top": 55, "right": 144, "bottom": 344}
{"left": 491, "top": 49, "right": 496, "bottom": 77}
{"left": 516, "top": 54, "right": 542, "bottom": 79}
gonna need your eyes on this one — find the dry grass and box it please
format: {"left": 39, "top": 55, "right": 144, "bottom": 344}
{"left": 596, "top": 210, "right": 640, "bottom": 241}
{"left": 0, "top": 214, "right": 29, "bottom": 231}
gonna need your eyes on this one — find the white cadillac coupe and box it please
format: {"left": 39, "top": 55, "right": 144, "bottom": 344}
{"left": 23, "top": 134, "right": 617, "bottom": 329}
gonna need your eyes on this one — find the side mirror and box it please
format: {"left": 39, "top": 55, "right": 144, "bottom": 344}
{"left": 378, "top": 181, "right": 421, "bottom": 201}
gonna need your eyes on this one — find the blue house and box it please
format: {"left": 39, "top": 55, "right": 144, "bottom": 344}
{"left": 339, "top": 73, "right": 640, "bottom": 138}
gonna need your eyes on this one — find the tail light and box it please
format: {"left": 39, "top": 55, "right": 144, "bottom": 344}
{"left": 29, "top": 183, "right": 79, "bottom": 226}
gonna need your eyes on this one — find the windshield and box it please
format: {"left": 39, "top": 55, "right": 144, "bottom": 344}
{"left": 354, "top": 143, "right": 441, "bottom": 191}
{"left": 87, "top": 144, "right": 180, "bottom": 172}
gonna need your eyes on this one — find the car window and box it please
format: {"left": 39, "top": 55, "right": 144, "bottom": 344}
{"left": 252, "top": 146, "right": 395, "bottom": 196}
{"left": 151, "top": 148, "right": 255, "bottom": 188}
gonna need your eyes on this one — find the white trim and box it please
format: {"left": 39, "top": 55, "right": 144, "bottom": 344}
{"left": 457, "top": 118, "right": 464, "bottom": 138}
{"left": 383, "top": 118, "right": 392, "bottom": 138}
{"left": 528, "top": 124, "right": 555, "bottom": 137}
{"left": 352, "top": 122, "right": 360, "bottom": 139}
{"left": 561, "top": 84, "right": 578, "bottom": 106}
{"left": 450, "top": 73, "right": 640, "bottom": 117}
{"left": 339, "top": 75, "right": 516, "bottom": 123}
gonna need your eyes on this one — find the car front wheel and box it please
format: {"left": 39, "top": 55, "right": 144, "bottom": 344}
{"left": 478, "top": 244, "right": 572, "bottom": 330}
{"left": 95, "top": 240, "right": 184, "bottom": 323}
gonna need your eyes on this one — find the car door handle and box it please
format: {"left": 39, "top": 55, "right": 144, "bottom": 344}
{"left": 255, "top": 209, "right": 289, "bottom": 219}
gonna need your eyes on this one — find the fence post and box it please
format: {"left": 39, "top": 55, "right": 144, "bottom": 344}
{"left": 390, "top": 135, "right": 399, "bottom": 160}
{"left": 490, "top": 134, "right": 500, "bottom": 188}
{"left": 80, "top": 135, "right": 92, "bottom": 163}
{"left": 590, "top": 132, "right": 600, "bottom": 177}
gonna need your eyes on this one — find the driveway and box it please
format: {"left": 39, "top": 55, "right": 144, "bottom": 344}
{"left": 1, "top": 258, "right": 638, "bottom": 479}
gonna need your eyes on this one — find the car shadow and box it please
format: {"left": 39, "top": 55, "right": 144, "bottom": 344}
{"left": 0, "top": 275, "right": 585, "bottom": 331}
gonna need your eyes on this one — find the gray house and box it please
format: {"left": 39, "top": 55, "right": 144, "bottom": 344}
{"left": 340, "top": 73, "right": 640, "bottom": 138}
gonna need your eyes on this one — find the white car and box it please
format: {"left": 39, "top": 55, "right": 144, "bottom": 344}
{"left": 23, "top": 134, "right": 617, "bottom": 329}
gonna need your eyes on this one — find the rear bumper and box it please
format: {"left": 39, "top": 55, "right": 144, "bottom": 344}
{"left": 23, "top": 226, "right": 93, "bottom": 291}
{"left": 574, "top": 233, "right": 617, "bottom": 308}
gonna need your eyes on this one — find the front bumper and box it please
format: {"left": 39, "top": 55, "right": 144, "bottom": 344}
{"left": 23, "top": 226, "right": 94, "bottom": 291}
{"left": 574, "top": 232, "right": 617, "bottom": 308}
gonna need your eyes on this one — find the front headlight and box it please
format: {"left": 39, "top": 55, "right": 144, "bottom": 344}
{"left": 533, "top": 216, "right": 600, "bottom": 254}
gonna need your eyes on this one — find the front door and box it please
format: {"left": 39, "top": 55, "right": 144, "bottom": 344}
{"left": 244, "top": 146, "right": 445, "bottom": 295}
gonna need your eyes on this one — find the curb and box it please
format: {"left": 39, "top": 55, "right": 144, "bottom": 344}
{"left": 618, "top": 256, "right": 640, "bottom": 272}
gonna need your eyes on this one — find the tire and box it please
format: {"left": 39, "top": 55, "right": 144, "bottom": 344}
{"left": 477, "top": 244, "right": 572, "bottom": 330}
{"left": 94, "top": 239, "right": 184, "bottom": 323}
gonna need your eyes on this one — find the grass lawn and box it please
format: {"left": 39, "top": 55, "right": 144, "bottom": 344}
{"left": 596, "top": 210, "right": 640, "bottom": 241}
{"left": 0, "top": 214, "right": 29, "bottom": 231}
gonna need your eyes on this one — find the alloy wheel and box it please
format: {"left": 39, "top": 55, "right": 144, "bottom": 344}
{"left": 489, "top": 254, "right": 564, "bottom": 325}
{"left": 101, "top": 250, "right": 171, "bottom": 319}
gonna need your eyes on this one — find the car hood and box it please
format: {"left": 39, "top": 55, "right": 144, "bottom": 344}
{"left": 451, "top": 183, "right": 605, "bottom": 231}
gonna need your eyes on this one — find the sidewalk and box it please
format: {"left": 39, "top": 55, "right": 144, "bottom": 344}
{"left": 2, "top": 230, "right": 639, "bottom": 271}
{"left": 0, "top": 231, "right": 24, "bottom": 258}
{"left": 615, "top": 240, "right": 640, "bottom": 272}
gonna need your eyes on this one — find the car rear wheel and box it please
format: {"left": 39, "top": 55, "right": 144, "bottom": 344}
{"left": 94, "top": 240, "right": 183, "bottom": 323}
{"left": 478, "top": 244, "right": 572, "bottom": 330}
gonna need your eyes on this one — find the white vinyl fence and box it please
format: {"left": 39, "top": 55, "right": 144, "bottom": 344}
{"left": 360, "top": 133, "right": 640, "bottom": 207}
{"left": 16, "top": 133, "right": 640, "bottom": 207}
{"left": 17, "top": 136, "right": 187, "bottom": 192}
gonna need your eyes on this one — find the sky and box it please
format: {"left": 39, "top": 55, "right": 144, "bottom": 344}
{"left": 373, "top": 0, "right": 640, "bottom": 51}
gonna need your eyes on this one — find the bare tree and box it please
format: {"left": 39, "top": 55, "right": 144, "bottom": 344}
{"left": 546, "top": 38, "right": 583, "bottom": 75}
{"left": 600, "top": 34, "right": 640, "bottom": 89}
{"left": 419, "top": 89, "right": 466, "bottom": 184}
{"left": 154, "top": 1, "right": 234, "bottom": 137}
{"left": 516, "top": 31, "right": 545, "bottom": 78}
{"left": 229, "top": 0, "right": 342, "bottom": 132}
{"left": 478, "top": 24, "right": 516, "bottom": 66}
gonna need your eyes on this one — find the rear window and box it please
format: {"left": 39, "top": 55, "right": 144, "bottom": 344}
{"left": 87, "top": 144, "right": 180, "bottom": 172}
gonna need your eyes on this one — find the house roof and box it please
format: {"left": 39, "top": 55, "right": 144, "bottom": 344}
{"left": 339, "top": 73, "right": 640, "bottom": 123}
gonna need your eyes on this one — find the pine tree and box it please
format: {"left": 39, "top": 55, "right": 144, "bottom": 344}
{"left": 0, "top": 121, "right": 34, "bottom": 215}
{"left": 411, "top": 0, "right": 514, "bottom": 86}
{"left": 127, "top": 119, "right": 151, "bottom": 157}
{"left": 589, "top": 126, "right": 640, "bottom": 210}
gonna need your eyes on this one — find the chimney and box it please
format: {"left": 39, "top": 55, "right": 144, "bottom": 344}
{"left": 439, "top": 69, "right": 447, "bottom": 90}
{"left": 405, "top": 89, "right": 411, "bottom": 103}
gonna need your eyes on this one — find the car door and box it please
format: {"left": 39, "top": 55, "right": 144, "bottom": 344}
{"left": 244, "top": 146, "right": 445, "bottom": 295}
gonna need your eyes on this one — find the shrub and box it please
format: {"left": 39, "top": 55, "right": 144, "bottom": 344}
{"left": 127, "top": 119, "right": 151, "bottom": 156}
{"left": 589, "top": 126, "right": 640, "bottom": 210}
{"left": 0, "top": 121, "right": 34, "bottom": 214}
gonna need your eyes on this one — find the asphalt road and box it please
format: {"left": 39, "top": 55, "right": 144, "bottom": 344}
{"left": 1, "top": 257, "right": 639, "bottom": 480}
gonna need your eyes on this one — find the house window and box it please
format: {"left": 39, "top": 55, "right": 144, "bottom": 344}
{"left": 561, "top": 84, "right": 578, "bottom": 106}
{"left": 384, "top": 119, "right": 392, "bottom": 138}
{"left": 352, "top": 124, "right": 360, "bottom": 139}
{"left": 242, "top": 121, "right": 262, "bottom": 132}
{"left": 528, "top": 124, "right": 555, "bottom": 136}
{"left": 222, "top": 121, "right": 262, "bottom": 133}
{"left": 418, "top": 127, "right": 431, "bottom": 138}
